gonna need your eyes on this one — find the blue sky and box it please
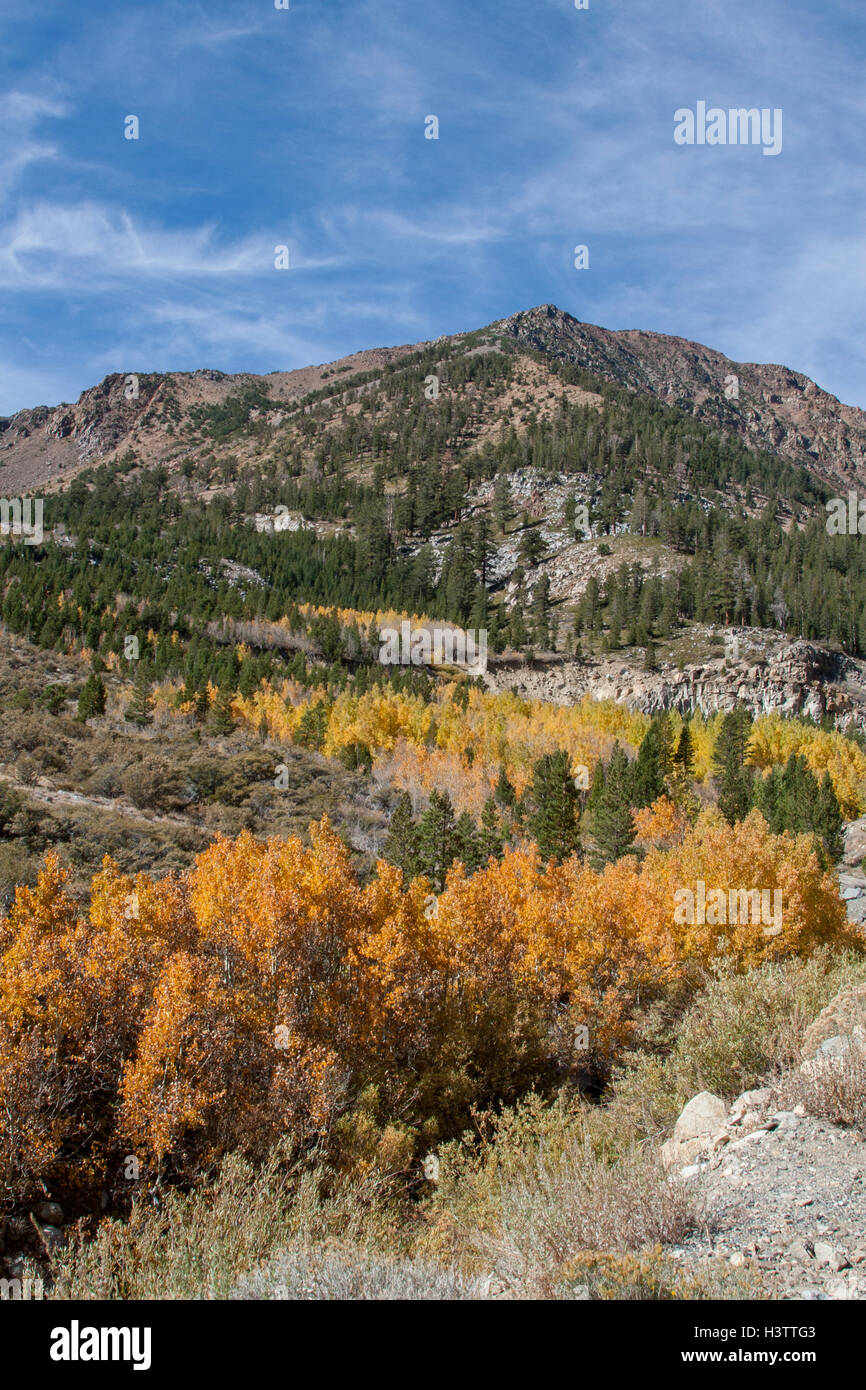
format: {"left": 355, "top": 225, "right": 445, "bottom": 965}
{"left": 1, "top": 0, "right": 864, "bottom": 414}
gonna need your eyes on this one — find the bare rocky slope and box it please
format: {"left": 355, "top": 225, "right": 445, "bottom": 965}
{"left": 667, "top": 1087, "right": 866, "bottom": 1300}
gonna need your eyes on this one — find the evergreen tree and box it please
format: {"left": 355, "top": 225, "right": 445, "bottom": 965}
{"left": 631, "top": 712, "right": 672, "bottom": 808}
{"left": 493, "top": 473, "right": 512, "bottom": 534}
{"left": 478, "top": 796, "right": 505, "bottom": 862}
{"left": 585, "top": 759, "right": 606, "bottom": 815}
{"left": 673, "top": 723, "right": 695, "bottom": 778}
{"left": 778, "top": 753, "right": 817, "bottom": 835}
{"left": 455, "top": 811, "right": 481, "bottom": 873}
{"left": 77, "top": 672, "right": 106, "bottom": 722}
{"left": 589, "top": 743, "right": 636, "bottom": 865}
{"left": 815, "top": 771, "right": 844, "bottom": 862}
{"left": 713, "top": 705, "right": 754, "bottom": 825}
{"left": 530, "top": 750, "right": 581, "bottom": 863}
{"left": 712, "top": 704, "right": 752, "bottom": 778}
{"left": 295, "top": 699, "right": 329, "bottom": 750}
{"left": 518, "top": 525, "right": 546, "bottom": 568}
{"left": 494, "top": 765, "right": 516, "bottom": 809}
{"left": 754, "top": 765, "right": 784, "bottom": 833}
{"left": 417, "top": 789, "right": 458, "bottom": 893}
{"left": 385, "top": 791, "right": 421, "bottom": 880}
{"left": 207, "top": 687, "right": 235, "bottom": 735}
{"left": 124, "top": 662, "right": 153, "bottom": 727}
{"left": 531, "top": 575, "right": 551, "bottom": 649}
{"left": 754, "top": 753, "right": 841, "bottom": 857}
{"left": 669, "top": 722, "right": 696, "bottom": 805}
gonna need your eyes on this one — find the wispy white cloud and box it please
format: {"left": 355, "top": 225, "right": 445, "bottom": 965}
{"left": 0, "top": 202, "right": 342, "bottom": 290}
{"left": 0, "top": 89, "right": 68, "bottom": 195}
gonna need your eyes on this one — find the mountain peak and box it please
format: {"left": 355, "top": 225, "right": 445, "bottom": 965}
{"left": 2, "top": 307, "right": 866, "bottom": 493}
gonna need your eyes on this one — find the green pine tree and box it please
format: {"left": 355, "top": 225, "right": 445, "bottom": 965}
{"left": 673, "top": 723, "right": 695, "bottom": 777}
{"left": 417, "top": 789, "right": 458, "bottom": 893}
{"left": 530, "top": 750, "right": 581, "bottom": 863}
{"left": 455, "top": 811, "right": 481, "bottom": 874}
{"left": 754, "top": 765, "right": 783, "bottom": 832}
{"left": 385, "top": 791, "right": 421, "bottom": 880}
{"left": 815, "top": 770, "right": 844, "bottom": 862}
{"left": 590, "top": 743, "right": 636, "bottom": 865}
{"left": 478, "top": 796, "right": 505, "bottom": 862}
{"left": 494, "top": 765, "right": 516, "bottom": 809}
{"left": 207, "top": 687, "right": 235, "bottom": 735}
{"left": 585, "top": 759, "right": 606, "bottom": 815}
{"left": 631, "top": 712, "right": 671, "bottom": 808}
{"left": 669, "top": 722, "right": 696, "bottom": 806}
{"left": 124, "top": 662, "right": 153, "bottom": 727}
{"left": 713, "top": 705, "right": 754, "bottom": 825}
{"left": 77, "top": 671, "right": 106, "bottom": 722}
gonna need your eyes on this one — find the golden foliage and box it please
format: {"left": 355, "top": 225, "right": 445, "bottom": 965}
{"left": 0, "top": 811, "right": 855, "bottom": 1205}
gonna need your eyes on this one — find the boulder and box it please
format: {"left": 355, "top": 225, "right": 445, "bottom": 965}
{"left": 730, "top": 1087, "right": 774, "bottom": 1122}
{"left": 842, "top": 816, "right": 866, "bottom": 868}
{"left": 662, "top": 1091, "right": 727, "bottom": 1171}
{"left": 672, "top": 1091, "right": 728, "bottom": 1144}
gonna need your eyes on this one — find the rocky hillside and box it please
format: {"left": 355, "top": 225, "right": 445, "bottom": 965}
{"left": 500, "top": 305, "right": 866, "bottom": 491}
{"left": 662, "top": 984, "right": 866, "bottom": 1299}
{"left": 0, "top": 343, "right": 419, "bottom": 496}
{"left": 5, "top": 301, "right": 866, "bottom": 742}
{"left": 3, "top": 303, "right": 865, "bottom": 496}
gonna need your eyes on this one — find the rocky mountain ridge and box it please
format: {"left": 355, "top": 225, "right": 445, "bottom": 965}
{"left": 500, "top": 305, "right": 866, "bottom": 490}
{"left": 3, "top": 304, "right": 866, "bottom": 496}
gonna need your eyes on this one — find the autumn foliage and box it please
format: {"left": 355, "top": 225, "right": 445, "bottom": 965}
{"left": 0, "top": 812, "right": 858, "bottom": 1210}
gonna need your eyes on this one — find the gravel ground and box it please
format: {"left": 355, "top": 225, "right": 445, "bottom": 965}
{"left": 670, "top": 1111, "right": 866, "bottom": 1299}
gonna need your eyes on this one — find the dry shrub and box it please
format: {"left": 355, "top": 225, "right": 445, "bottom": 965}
{"left": 46, "top": 1153, "right": 403, "bottom": 1301}
{"left": 557, "top": 1247, "right": 763, "bottom": 1301}
{"left": 230, "top": 1250, "right": 484, "bottom": 1301}
{"left": 610, "top": 950, "right": 866, "bottom": 1136}
{"left": 422, "top": 1095, "right": 702, "bottom": 1299}
{"left": 778, "top": 1051, "right": 866, "bottom": 1132}
{"left": 469, "top": 1138, "right": 700, "bottom": 1298}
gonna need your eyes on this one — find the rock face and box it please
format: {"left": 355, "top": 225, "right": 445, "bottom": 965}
{"left": 501, "top": 304, "right": 866, "bottom": 490}
{"left": 486, "top": 631, "right": 866, "bottom": 732}
{"left": 843, "top": 817, "right": 866, "bottom": 869}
